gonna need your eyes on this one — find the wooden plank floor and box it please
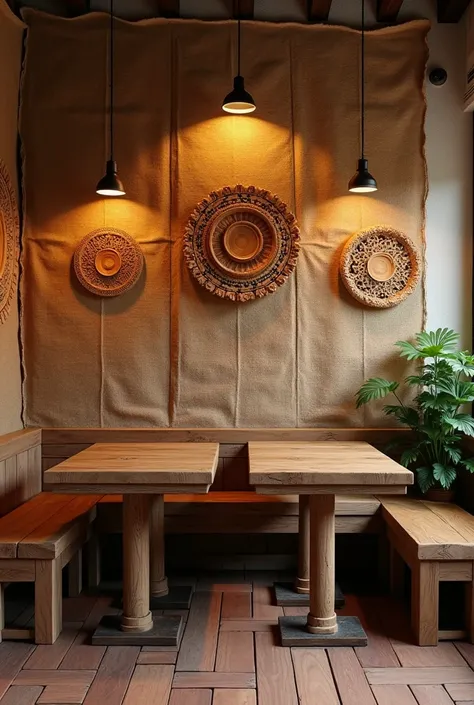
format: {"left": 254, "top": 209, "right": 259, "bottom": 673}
{"left": 2, "top": 572, "right": 474, "bottom": 704}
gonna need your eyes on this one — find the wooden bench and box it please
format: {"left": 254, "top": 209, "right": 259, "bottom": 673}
{"left": 381, "top": 496, "right": 474, "bottom": 646}
{"left": 0, "top": 492, "right": 101, "bottom": 644}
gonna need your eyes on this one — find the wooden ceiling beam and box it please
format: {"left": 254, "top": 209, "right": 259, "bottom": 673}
{"left": 377, "top": 0, "right": 404, "bottom": 22}
{"left": 232, "top": 0, "right": 254, "bottom": 19}
{"left": 437, "top": 0, "right": 471, "bottom": 22}
{"left": 307, "top": 0, "right": 332, "bottom": 21}
{"left": 157, "top": 0, "right": 180, "bottom": 18}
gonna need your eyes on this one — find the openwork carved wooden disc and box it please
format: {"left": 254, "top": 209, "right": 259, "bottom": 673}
{"left": 340, "top": 226, "right": 421, "bottom": 308}
{"left": 184, "top": 185, "right": 300, "bottom": 302}
{"left": 74, "top": 228, "right": 143, "bottom": 297}
{"left": 0, "top": 160, "right": 20, "bottom": 324}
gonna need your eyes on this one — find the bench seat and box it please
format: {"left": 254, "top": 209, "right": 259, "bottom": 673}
{"left": 0, "top": 492, "right": 102, "bottom": 644}
{"left": 380, "top": 496, "right": 474, "bottom": 645}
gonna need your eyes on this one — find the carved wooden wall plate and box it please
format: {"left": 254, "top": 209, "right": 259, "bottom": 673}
{"left": 184, "top": 185, "right": 300, "bottom": 302}
{"left": 0, "top": 160, "right": 20, "bottom": 324}
{"left": 340, "top": 225, "right": 421, "bottom": 308}
{"left": 74, "top": 228, "right": 143, "bottom": 297}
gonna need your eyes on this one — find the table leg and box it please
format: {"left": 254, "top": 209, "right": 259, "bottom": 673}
{"left": 273, "top": 495, "right": 344, "bottom": 608}
{"left": 295, "top": 495, "right": 310, "bottom": 594}
{"left": 150, "top": 495, "right": 169, "bottom": 599}
{"left": 149, "top": 495, "right": 193, "bottom": 610}
{"left": 278, "top": 493, "right": 367, "bottom": 647}
{"left": 121, "top": 495, "right": 153, "bottom": 633}
{"left": 91, "top": 494, "right": 184, "bottom": 646}
{"left": 307, "top": 494, "right": 337, "bottom": 634}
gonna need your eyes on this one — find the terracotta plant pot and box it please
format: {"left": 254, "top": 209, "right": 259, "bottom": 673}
{"left": 424, "top": 488, "right": 455, "bottom": 503}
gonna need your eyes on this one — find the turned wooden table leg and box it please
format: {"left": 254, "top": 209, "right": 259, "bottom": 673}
{"left": 306, "top": 494, "right": 337, "bottom": 635}
{"left": 294, "top": 495, "right": 310, "bottom": 594}
{"left": 121, "top": 494, "right": 153, "bottom": 633}
{"left": 150, "top": 495, "right": 169, "bottom": 598}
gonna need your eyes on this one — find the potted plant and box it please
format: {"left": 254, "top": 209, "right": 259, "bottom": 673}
{"left": 356, "top": 328, "right": 474, "bottom": 500}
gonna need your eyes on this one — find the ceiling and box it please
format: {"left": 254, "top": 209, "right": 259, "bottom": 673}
{"left": 4, "top": 0, "right": 472, "bottom": 23}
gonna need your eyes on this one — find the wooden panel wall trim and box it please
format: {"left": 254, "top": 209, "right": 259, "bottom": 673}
{"left": 41, "top": 427, "right": 408, "bottom": 444}
{"left": 0, "top": 428, "right": 41, "bottom": 463}
{"left": 0, "top": 429, "right": 42, "bottom": 516}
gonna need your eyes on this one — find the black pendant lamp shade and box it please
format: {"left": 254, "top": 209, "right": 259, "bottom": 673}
{"left": 96, "top": 159, "right": 125, "bottom": 196}
{"left": 349, "top": 0, "right": 377, "bottom": 193}
{"left": 223, "top": 75, "right": 256, "bottom": 114}
{"left": 96, "top": 0, "right": 125, "bottom": 196}
{"left": 222, "top": 6, "right": 256, "bottom": 114}
{"left": 349, "top": 158, "right": 377, "bottom": 193}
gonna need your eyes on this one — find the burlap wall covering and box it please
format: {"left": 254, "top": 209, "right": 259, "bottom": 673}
{"left": 20, "top": 11, "right": 428, "bottom": 428}
{"left": 0, "top": 0, "right": 24, "bottom": 435}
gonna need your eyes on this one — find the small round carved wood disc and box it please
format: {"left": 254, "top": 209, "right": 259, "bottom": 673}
{"left": 340, "top": 225, "right": 421, "bottom": 308}
{"left": 74, "top": 228, "right": 143, "bottom": 297}
{"left": 223, "top": 221, "right": 264, "bottom": 262}
{"left": 0, "top": 160, "right": 19, "bottom": 324}
{"left": 95, "top": 248, "right": 122, "bottom": 277}
{"left": 367, "top": 252, "right": 395, "bottom": 282}
{"left": 184, "top": 185, "right": 300, "bottom": 302}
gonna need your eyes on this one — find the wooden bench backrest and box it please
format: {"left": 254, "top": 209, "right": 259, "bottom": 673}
{"left": 0, "top": 428, "right": 42, "bottom": 517}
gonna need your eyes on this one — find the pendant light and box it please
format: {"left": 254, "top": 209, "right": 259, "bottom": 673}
{"left": 96, "top": 0, "right": 125, "bottom": 196}
{"left": 348, "top": 0, "right": 377, "bottom": 193}
{"left": 222, "top": 1, "right": 256, "bottom": 114}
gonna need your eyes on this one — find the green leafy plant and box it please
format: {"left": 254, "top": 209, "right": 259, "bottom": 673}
{"left": 356, "top": 328, "right": 474, "bottom": 493}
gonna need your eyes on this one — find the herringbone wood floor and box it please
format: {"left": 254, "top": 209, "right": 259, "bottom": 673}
{"left": 1, "top": 573, "right": 474, "bottom": 705}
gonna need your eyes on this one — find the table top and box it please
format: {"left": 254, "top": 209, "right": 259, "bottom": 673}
{"left": 43, "top": 442, "right": 220, "bottom": 494}
{"left": 248, "top": 441, "right": 413, "bottom": 495}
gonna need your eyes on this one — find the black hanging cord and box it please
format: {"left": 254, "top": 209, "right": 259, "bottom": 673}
{"left": 237, "top": 1, "right": 241, "bottom": 76}
{"left": 109, "top": 0, "right": 114, "bottom": 161}
{"left": 361, "top": 0, "right": 365, "bottom": 159}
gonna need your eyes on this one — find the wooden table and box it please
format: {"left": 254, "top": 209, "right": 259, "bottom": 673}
{"left": 44, "top": 442, "right": 219, "bottom": 646}
{"left": 249, "top": 441, "right": 413, "bottom": 647}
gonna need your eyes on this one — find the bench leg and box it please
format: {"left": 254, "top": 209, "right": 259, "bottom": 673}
{"left": 0, "top": 584, "right": 4, "bottom": 644}
{"left": 68, "top": 549, "right": 83, "bottom": 598}
{"left": 389, "top": 545, "right": 405, "bottom": 598}
{"left": 88, "top": 534, "right": 101, "bottom": 588}
{"left": 411, "top": 561, "right": 439, "bottom": 646}
{"left": 35, "top": 558, "right": 62, "bottom": 645}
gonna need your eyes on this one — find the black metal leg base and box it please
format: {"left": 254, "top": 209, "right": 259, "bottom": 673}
{"left": 279, "top": 615, "right": 367, "bottom": 647}
{"left": 150, "top": 585, "right": 193, "bottom": 610}
{"left": 91, "top": 613, "right": 184, "bottom": 646}
{"left": 274, "top": 582, "right": 345, "bottom": 609}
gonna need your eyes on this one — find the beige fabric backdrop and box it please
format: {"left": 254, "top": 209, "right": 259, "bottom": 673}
{"left": 0, "top": 0, "right": 24, "bottom": 434}
{"left": 20, "top": 11, "right": 428, "bottom": 428}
